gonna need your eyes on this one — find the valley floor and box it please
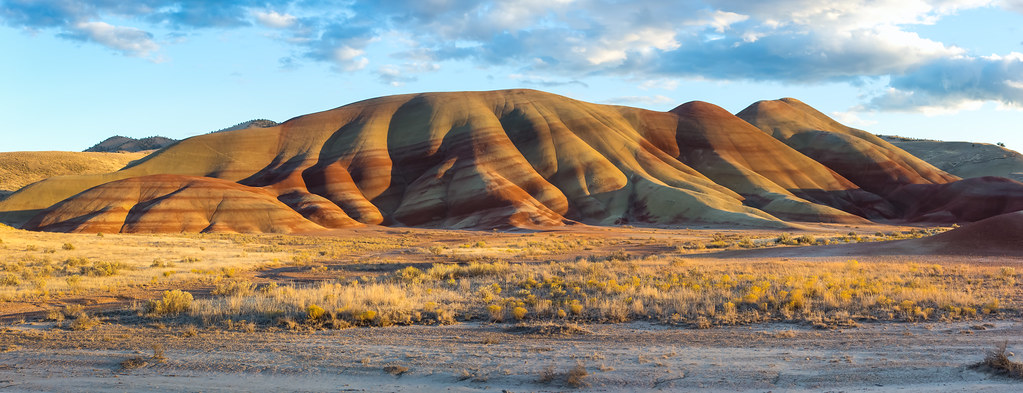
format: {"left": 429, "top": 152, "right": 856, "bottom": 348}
{"left": 1, "top": 223, "right": 1022, "bottom": 391}
{"left": 2, "top": 320, "right": 1021, "bottom": 392}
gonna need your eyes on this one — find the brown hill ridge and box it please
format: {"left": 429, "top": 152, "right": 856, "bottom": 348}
{"left": 85, "top": 136, "right": 177, "bottom": 153}
{"left": 879, "top": 136, "right": 1023, "bottom": 182}
{"left": 915, "top": 210, "right": 1023, "bottom": 256}
{"left": 3, "top": 89, "right": 1022, "bottom": 234}
{"left": 25, "top": 175, "right": 325, "bottom": 233}
{"left": 0, "top": 151, "right": 149, "bottom": 200}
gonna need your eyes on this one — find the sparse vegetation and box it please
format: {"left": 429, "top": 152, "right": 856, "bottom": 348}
{"left": 185, "top": 256, "right": 1017, "bottom": 328}
{"left": 538, "top": 362, "right": 589, "bottom": 388}
{"left": 975, "top": 342, "right": 1023, "bottom": 379}
{"left": 68, "top": 313, "right": 101, "bottom": 331}
{"left": 145, "top": 290, "right": 194, "bottom": 316}
{"left": 384, "top": 365, "right": 409, "bottom": 376}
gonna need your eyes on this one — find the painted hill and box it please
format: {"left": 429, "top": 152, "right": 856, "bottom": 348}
{"left": 879, "top": 136, "right": 1023, "bottom": 182}
{"left": 4, "top": 90, "right": 1023, "bottom": 234}
{"left": 736, "top": 98, "right": 958, "bottom": 196}
{"left": 24, "top": 175, "right": 324, "bottom": 233}
{"left": 0, "top": 151, "right": 149, "bottom": 200}
{"left": 85, "top": 136, "right": 178, "bottom": 152}
{"left": 912, "top": 210, "right": 1023, "bottom": 256}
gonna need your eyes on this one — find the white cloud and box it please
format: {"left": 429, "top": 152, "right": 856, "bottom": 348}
{"left": 583, "top": 28, "right": 680, "bottom": 66}
{"left": 830, "top": 111, "right": 878, "bottom": 127}
{"left": 996, "top": 0, "right": 1023, "bottom": 13}
{"left": 332, "top": 46, "right": 368, "bottom": 71}
{"left": 69, "top": 21, "right": 159, "bottom": 57}
{"left": 7, "top": 0, "right": 1023, "bottom": 103}
{"left": 376, "top": 65, "right": 411, "bottom": 86}
{"left": 374, "top": 61, "right": 440, "bottom": 86}
{"left": 706, "top": 10, "right": 749, "bottom": 33}
{"left": 254, "top": 11, "right": 297, "bottom": 29}
{"left": 861, "top": 53, "right": 1023, "bottom": 112}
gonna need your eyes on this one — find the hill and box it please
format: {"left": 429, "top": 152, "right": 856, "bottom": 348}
{"left": 879, "top": 136, "right": 1023, "bottom": 182}
{"left": 736, "top": 98, "right": 958, "bottom": 196}
{"left": 209, "top": 119, "right": 279, "bottom": 134}
{"left": 84, "top": 119, "right": 278, "bottom": 153}
{"left": 84, "top": 136, "right": 177, "bottom": 152}
{"left": 0, "top": 151, "right": 149, "bottom": 200}
{"left": 4, "top": 90, "right": 1023, "bottom": 233}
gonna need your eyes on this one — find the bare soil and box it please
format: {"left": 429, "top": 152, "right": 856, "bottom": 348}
{"left": 2, "top": 319, "right": 1022, "bottom": 392}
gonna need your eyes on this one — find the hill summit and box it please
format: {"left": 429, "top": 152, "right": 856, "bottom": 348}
{"left": 4, "top": 89, "right": 1022, "bottom": 233}
{"left": 85, "top": 136, "right": 177, "bottom": 153}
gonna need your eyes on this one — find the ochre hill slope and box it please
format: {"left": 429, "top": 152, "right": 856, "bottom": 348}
{"left": 880, "top": 136, "right": 1023, "bottom": 182}
{"left": 736, "top": 98, "right": 958, "bottom": 196}
{"left": 25, "top": 175, "right": 326, "bottom": 233}
{"left": 737, "top": 98, "right": 1023, "bottom": 221}
{"left": 0, "top": 151, "right": 149, "bottom": 198}
{"left": 5, "top": 90, "right": 1023, "bottom": 233}
{"left": 914, "top": 210, "right": 1023, "bottom": 256}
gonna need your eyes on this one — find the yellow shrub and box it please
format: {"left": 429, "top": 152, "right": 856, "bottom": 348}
{"left": 307, "top": 304, "right": 326, "bottom": 320}
{"left": 512, "top": 306, "right": 527, "bottom": 320}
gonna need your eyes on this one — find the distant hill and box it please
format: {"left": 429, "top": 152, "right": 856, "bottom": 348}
{"left": 209, "top": 119, "right": 279, "bottom": 134}
{"left": 85, "top": 136, "right": 178, "bottom": 153}
{"left": 0, "top": 151, "right": 149, "bottom": 200}
{"left": 879, "top": 136, "right": 1023, "bottom": 182}
{"left": 84, "top": 119, "right": 279, "bottom": 153}
{"left": 6, "top": 89, "right": 1023, "bottom": 234}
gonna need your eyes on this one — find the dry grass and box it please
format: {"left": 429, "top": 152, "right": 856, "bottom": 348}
{"left": 1, "top": 223, "right": 1016, "bottom": 331}
{"left": 119, "top": 356, "right": 149, "bottom": 370}
{"left": 0, "top": 151, "right": 147, "bottom": 193}
{"left": 184, "top": 256, "right": 1018, "bottom": 328}
{"left": 976, "top": 342, "right": 1023, "bottom": 379}
{"left": 383, "top": 365, "right": 409, "bottom": 376}
{"left": 538, "top": 362, "right": 589, "bottom": 388}
{"left": 0, "top": 226, "right": 298, "bottom": 304}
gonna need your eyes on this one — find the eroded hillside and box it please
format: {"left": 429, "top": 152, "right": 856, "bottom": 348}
{"left": 4, "top": 90, "right": 1022, "bottom": 233}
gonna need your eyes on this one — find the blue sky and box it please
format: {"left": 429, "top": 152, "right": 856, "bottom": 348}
{"left": 2, "top": 0, "right": 1022, "bottom": 152}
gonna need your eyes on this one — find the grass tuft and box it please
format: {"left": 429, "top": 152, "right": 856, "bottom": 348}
{"left": 975, "top": 342, "right": 1023, "bottom": 379}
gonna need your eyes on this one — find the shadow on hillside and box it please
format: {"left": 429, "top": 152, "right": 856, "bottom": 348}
{"left": 0, "top": 209, "right": 39, "bottom": 228}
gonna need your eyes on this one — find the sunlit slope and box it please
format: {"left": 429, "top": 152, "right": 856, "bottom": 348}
{"left": 881, "top": 136, "right": 1023, "bottom": 182}
{"left": 8, "top": 89, "right": 863, "bottom": 231}
{"left": 0, "top": 151, "right": 148, "bottom": 197}
{"left": 26, "top": 175, "right": 327, "bottom": 233}
{"left": 737, "top": 98, "right": 959, "bottom": 195}
{"left": 8, "top": 89, "right": 1023, "bottom": 233}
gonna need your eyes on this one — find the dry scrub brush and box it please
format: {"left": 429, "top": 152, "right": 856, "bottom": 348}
{"left": 975, "top": 342, "right": 1023, "bottom": 379}
{"left": 184, "top": 257, "right": 1018, "bottom": 328}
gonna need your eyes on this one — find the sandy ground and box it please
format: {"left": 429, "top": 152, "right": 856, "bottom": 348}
{"left": 2, "top": 319, "right": 1022, "bottom": 392}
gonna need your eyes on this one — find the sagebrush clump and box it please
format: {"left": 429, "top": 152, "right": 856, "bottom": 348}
{"left": 146, "top": 290, "right": 194, "bottom": 316}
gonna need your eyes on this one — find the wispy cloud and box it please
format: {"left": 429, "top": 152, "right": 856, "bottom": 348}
{"left": 830, "top": 111, "right": 878, "bottom": 127}
{"left": 254, "top": 10, "right": 296, "bottom": 29}
{"left": 2, "top": 0, "right": 1022, "bottom": 113}
{"left": 61, "top": 21, "right": 158, "bottom": 57}
{"left": 860, "top": 53, "right": 1023, "bottom": 113}
{"left": 509, "top": 74, "right": 589, "bottom": 88}
{"left": 601, "top": 95, "right": 675, "bottom": 107}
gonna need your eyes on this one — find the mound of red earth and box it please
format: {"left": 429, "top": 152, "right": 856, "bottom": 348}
{"left": 4, "top": 89, "right": 1022, "bottom": 234}
{"left": 24, "top": 175, "right": 327, "bottom": 233}
{"left": 915, "top": 211, "right": 1023, "bottom": 256}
